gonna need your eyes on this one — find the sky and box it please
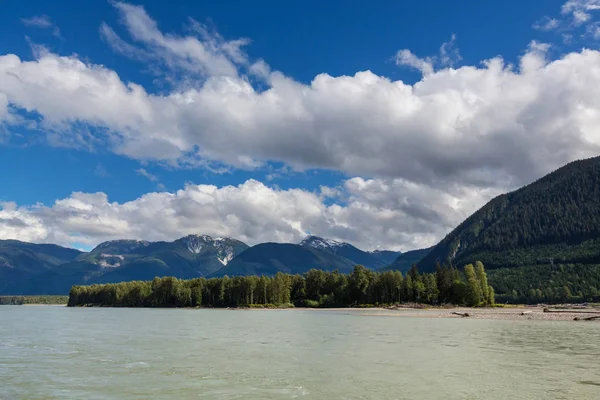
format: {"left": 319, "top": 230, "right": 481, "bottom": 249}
{"left": 1, "top": 0, "right": 600, "bottom": 252}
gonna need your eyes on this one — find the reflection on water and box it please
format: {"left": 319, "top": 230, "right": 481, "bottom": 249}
{"left": 1, "top": 307, "right": 599, "bottom": 399}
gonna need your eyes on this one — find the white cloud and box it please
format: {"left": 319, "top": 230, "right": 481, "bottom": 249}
{"left": 533, "top": 17, "right": 561, "bottom": 31}
{"left": 586, "top": 21, "right": 600, "bottom": 38}
{"left": 394, "top": 49, "right": 434, "bottom": 75}
{"left": 0, "top": 202, "right": 49, "bottom": 242}
{"left": 100, "top": 2, "right": 250, "bottom": 86}
{"left": 395, "top": 34, "right": 461, "bottom": 75}
{"left": 21, "top": 15, "right": 61, "bottom": 38}
{"left": 136, "top": 168, "right": 158, "bottom": 182}
{"left": 0, "top": 178, "right": 497, "bottom": 251}
{"left": 0, "top": 93, "right": 9, "bottom": 121}
{"left": 439, "top": 34, "right": 462, "bottom": 67}
{"left": 562, "top": 0, "right": 600, "bottom": 24}
{"left": 2, "top": 42, "right": 600, "bottom": 190}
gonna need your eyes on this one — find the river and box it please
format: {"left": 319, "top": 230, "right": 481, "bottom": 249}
{"left": 1, "top": 306, "right": 599, "bottom": 399}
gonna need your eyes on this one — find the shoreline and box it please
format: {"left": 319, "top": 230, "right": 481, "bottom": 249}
{"left": 16, "top": 303, "right": 600, "bottom": 321}
{"left": 241, "top": 305, "right": 600, "bottom": 321}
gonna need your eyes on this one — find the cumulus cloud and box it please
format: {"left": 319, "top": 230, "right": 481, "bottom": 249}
{"left": 0, "top": 179, "right": 497, "bottom": 251}
{"left": 21, "top": 15, "right": 61, "bottom": 38}
{"left": 533, "top": 17, "right": 561, "bottom": 31}
{"left": 2, "top": 39, "right": 600, "bottom": 189}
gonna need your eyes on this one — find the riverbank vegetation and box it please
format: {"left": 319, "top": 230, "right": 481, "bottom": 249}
{"left": 489, "top": 263, "right": 600, "bottom": 304}
{"left": 0, "top": 295, "right": 69, "bottom": 305}
{"left": 68, "top": 263, "right": 495, "bottom": 308}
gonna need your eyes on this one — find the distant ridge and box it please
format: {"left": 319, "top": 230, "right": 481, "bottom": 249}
{"left": 208, "top": 242, "right": 356, "bottom": 277}
{"left": 299, "top": 235, "right": 400, "bottom": 269}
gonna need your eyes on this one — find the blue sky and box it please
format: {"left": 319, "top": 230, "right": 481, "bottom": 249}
{"left": 1, "top": 0, "right": 599, "bottom": 251}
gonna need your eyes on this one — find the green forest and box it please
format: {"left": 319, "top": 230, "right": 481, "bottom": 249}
{"left": 68, "top": 263, "right": 495, "bottom": 308}
{"left": 489, "top": 263, "right": 600, "bottom": 304}
{"left": 0, "top": 295, "right": 69, "bottom": 305}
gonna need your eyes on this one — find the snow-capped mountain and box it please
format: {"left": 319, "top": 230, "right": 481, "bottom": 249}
{"left": 300, "top": 235, "right": 348, "bottom": 251}
{"left": 75, "top": 235, "right": 250, "bottom": 281}
{"left": 178, "top": 234, "right": 247, "bottom": 265}
{"left": 299, "top": 235, "right": 400, "bottom": 269}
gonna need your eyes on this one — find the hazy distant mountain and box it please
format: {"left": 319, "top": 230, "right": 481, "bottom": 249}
{"left": 299, "top": 235, "right": 400, "bottom": 269}
{"left": 0, "top": 240, "right": 82, "bottom": 294}
{"left": 419, "top": 156, "right": 600, "bottom": 271}
{"left": 208, "top": 242, "right": 356, "bottom": 277}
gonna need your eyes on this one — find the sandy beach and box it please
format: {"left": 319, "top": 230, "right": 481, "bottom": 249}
{"left": 238, "top": 305, "right": 600, "bottom": 321}
{"left": 352, "top": 306, "right": 600, "bottom": 321}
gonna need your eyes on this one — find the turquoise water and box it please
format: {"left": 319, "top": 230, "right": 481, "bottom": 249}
{"left": 1, "top": 306, "right": 599, "bottom": 399}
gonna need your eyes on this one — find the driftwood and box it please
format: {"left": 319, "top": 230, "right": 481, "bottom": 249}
{"left": 520, "top": 311, "right": 533, "bottom": 315}
{"left": 452, "top": 312, "right": 470, "bottom": 317}
{"left": 574, "top": 315, "right": 600, "bottom": 321}
{"left": 544, "top": 308, "right": 600, "bottom": 314}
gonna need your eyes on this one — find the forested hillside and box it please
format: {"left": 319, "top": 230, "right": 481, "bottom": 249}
{"left": 419, "top": 156, "right": 600, "bottom": 271}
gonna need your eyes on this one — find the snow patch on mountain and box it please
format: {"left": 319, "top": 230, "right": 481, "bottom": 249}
{"left": 300, "top": 235, "right": 346, "bottom": 250}
{"left": 183, "top": 234, "right": 239, "bottom": 265}
{"left": 217, "top": 250, "right": 235, "bottom": 265}
{"left": 98, "top": 253, "right": 125, "bottom": 268}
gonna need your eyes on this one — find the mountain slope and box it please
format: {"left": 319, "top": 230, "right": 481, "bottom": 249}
{"left": 418, "top": 156, "right": 600, "bottom": 271}
{"left": 299, "top": 236, "right": 400, "bottom": 269}
{"left": 0, "top": 240, "right": 82, "bottom": 294}
{"left": 78, "top": 235, "right": 249, "bottom": 278}
{"left": 208, "top": 243, "right": 356, "bottom": 277}
{"left": 381, "top": 247, "right": 433, "bottom": 273}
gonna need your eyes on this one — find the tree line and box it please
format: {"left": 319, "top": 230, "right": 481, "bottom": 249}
{"left": 0, "top": 295, "right": 69, "bottom": 305}
{"left": 68, "top": 263, "right": 495, "bottom": 308}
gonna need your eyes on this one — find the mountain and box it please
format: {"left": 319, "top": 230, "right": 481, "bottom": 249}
{"left": 418, "top": 156, "right": 600, "bottom": 272}
{"left": 0, "top": 235, "right": 249, "bottom": 295}
{"left": 208, "top": 243, "right": 356, "bottom": 277}
{"left": 0, "top": 240, "right": 82, "bottom": 294}
{"left": 381, "top": 247, "right": 433, "bottom": 273}
{"left": 299, "top": 235, "right": 400, "bottom": 269}
{"left": 77, "top": 235, "right": 249, "bottom": 277}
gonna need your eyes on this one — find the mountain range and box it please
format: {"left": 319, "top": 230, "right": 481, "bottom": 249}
{"left": 0, "top": 235, "right": 401, "bottom": 294}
